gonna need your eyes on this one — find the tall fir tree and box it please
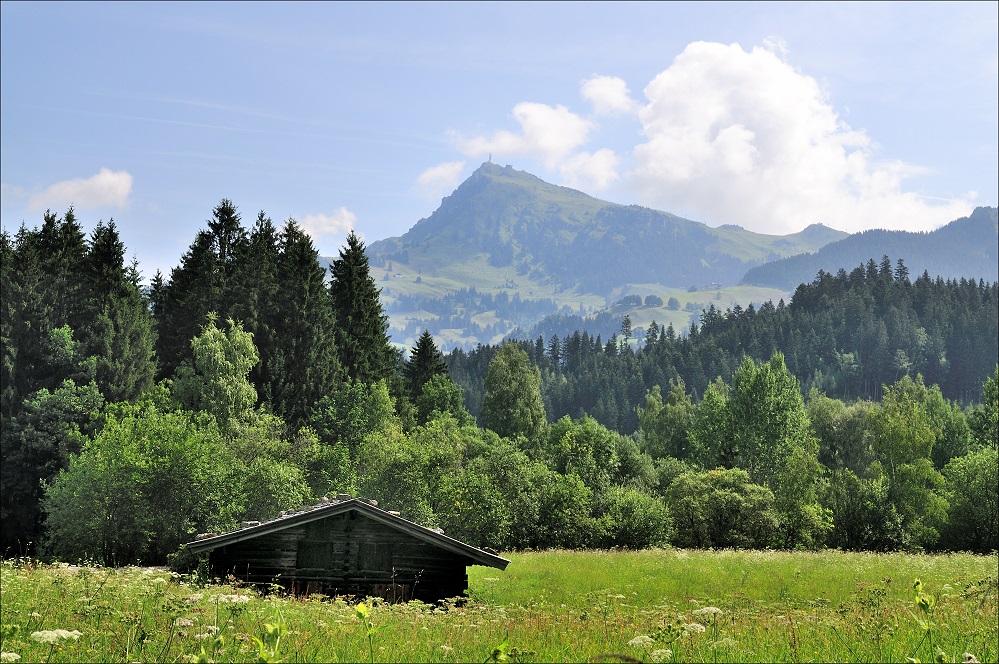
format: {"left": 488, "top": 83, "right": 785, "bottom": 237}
{"left": 80, "top": 221, "right": 156, "bottom": 402}
{"left": 267, "top": 219, "right": 341, "bottom": 427}
{"left": 328, "top": 230, "right": 397, "bottom": 384}
{"left": 153, "top": 200, "right": 248, "bottom": 378}
{"left": 403, "top": 330, "right": 448, "bottom": 399}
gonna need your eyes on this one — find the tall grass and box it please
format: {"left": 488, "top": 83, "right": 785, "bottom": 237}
{"left": 1, "top": 549, "right": 995, "bottom": 662}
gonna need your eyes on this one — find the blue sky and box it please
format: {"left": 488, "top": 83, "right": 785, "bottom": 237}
{"left": 2, "top": 2, "right": 996, "bottom": 280}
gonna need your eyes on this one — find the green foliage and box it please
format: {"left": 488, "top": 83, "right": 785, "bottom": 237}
{"left": 413, "top": 372, "right": 473, "bottom": 426}
{"left": 0, "top": 379, "right": 104, "bottom": 554}
{"left": 868, "top": 377, "right": 950, "bottom": 550}
{"left": 403, "top": 330, "right": 448, "bottom": 399}
{"left": 41, "top": 402, "right": 241, "bottom": 564}
{"left": 481, "top": 343, "right": 547, "bottom": 445}
{"left": 593, "top": 486, "right": 672, "bottom": 549}
{"left": 808, "top": 390, "right": 875, "bottom": 474}
{"left": 821, "top": 469, "right": 905, "bottom": 551}
{"left": 667, "top": 468, "right": 779, "bottom": 549}
{"left": 637, "top": 379, "right": 694, "bottom": 459}
{"left": 968, "top": 366, "right": 998, "bottom": 450}
{"left": 310, "top": 379, "right": 398, "bottom": 459}
{"left": 172, "top": 316, "right": 259, "bottom": 436}
{"left": 939, "top": 447, "right": 998, "bottom": 553}
{"left": 329, "top": 230, "right": 398, "bottom": 385}
{"left": 545, "top": 415, "right": 619, "bottom": 490}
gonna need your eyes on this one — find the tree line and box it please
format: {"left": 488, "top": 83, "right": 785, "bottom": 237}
{"left": 447, "top": 257, "right": 997, "bottom": 433}
{"left": 1, "top": 203, "right": 996, "bottom": 565}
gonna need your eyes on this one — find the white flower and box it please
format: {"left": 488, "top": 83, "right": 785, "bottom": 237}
{"left": 963, "top": 654, "right": 980, "bottom": 664}
{"left": 440, "top": 645, "right": 453, "bottom": 652}
{"left": 650, "top": 649, "right": 673, "bottom": 663}
{"left": 1, "top": 653, "right": 22, "bottom": 663}
{"left": 175, "top": 618, "right": 194, "bottom": 628}
{"left": 682, "top": 622, "right": 706, "bottom": 635}
{"left": 30, "top": 630, "right": 82, "bottom": 644}
{"left": 627, "top": 635, "right": 654, "bottom": 648}
{"left": 218, "top": 594, "right": 251, "bottom": 604}
{"left": 150, "top": 577, "right": 168, "bottom": 586}
{"left": 186, "top": 593, "right": 203, "bottom": 603}
{"left": 692, "top": 606, "right": 723, "bottom": 616}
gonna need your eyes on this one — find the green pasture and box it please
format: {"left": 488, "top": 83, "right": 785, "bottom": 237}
{"left": 1, "top": 549, "right": 995, "bottom": 663}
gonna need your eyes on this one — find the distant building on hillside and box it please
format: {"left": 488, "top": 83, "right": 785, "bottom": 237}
{"left": 182, "top": 496, "right": 509, "bottom": 602}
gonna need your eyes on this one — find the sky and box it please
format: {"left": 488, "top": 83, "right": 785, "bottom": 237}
{"left": 2, "top": 2, "right": 997, "bottom": 280}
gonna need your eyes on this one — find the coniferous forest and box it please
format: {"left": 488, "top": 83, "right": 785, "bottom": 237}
{"left": 2, "top": 203, "right": 997, "bottom": 566}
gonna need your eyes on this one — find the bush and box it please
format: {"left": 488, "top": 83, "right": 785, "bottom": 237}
{"left": 666, "top": 468, "right": 779, "bottom": 549}
{"left": 594, "top": 486, "right": 672, "bottom": 548}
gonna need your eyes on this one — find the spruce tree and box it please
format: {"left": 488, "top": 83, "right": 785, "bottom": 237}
{"left": 329, "top": 230, "right": 397, "bottom": 384}
{"left": 268, "top": 219, "right": 340, "bottom": 426}
{"left": 403, "top": 330, "right": 448, "bottom": 399}
{"left": 80, "top": 221, "right": 156, "bottom": 402}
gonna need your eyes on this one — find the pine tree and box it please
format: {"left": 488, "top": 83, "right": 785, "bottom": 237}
{"left": 267, "top": 220, "right": 340, "bottom": 426}
{"left": 329, "top": 230, "right": 397, "bottom": 384}
{"left": 80, "top": 221, "right": 156, "bottom": 402}
{"left": 403, "top": 330, "right": 448, "bottom": 399}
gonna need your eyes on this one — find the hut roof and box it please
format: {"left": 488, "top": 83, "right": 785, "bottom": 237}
{"left": 183, "top": 497, "right": 509, "bottom": 570}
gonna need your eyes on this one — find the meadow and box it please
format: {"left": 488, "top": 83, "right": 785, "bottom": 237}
{"left": 1, "top": 549, "right": 995, "bottom": 663}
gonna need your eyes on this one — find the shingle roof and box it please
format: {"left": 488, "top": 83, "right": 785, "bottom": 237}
{"left": 183, "top": 497, "right": 509, "bottom": 570}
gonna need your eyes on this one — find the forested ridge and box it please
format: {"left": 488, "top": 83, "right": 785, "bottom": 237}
{"left": 2, "top": 204, "right": 997, "bottom": 566}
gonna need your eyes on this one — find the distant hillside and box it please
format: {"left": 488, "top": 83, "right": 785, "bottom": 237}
{"left": 741, "top": 207, "right": 998, "bottom": 289}
{"left": 370, "top": 162, "right": 846, "bottom": 294}
{"left": 359, "top": 163, "right": 845, "bottom": 349}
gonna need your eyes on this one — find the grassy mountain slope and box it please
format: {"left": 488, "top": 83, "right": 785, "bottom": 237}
{"left": 741, "top": 206, "right": 999, "bottom": 290}
{"left": 356, "top": 162, "right": 848, "bottom": 348}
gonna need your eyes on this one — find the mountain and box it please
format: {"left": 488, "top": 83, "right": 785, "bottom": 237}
{"left": 371, "top": 162, "right": 846, "bottom": 294}
{"left": 362, "top": 163, "right": 846, "bottom": 348}
{"left": 741, "top": 207, "right": 999, "bottom": 290}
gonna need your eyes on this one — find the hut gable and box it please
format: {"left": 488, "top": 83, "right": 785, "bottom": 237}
{"left": 183, "top": 498, "right": 508, "bottom": 602}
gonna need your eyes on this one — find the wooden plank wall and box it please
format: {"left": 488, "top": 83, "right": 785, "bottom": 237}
{"left": 210, "top": 511, "right": 472, "bottom": 602}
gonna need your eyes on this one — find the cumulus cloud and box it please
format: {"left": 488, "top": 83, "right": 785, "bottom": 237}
{"left": 630, "top": 41, "right": 972, "bottom": 233}
{"left": 559, "top": 149, "right": 621, "bottom": 191}
{"left": 453, "top": 102, "right": 593, "bottom": 168}
{"left": 27, "top": 168, "right": 133, "bottom": 212}
{"left": 581, "top": 75, "right": 638, "bottom": 116}
{"left": 416, "top": 161, "right": 466, "bottom": 201}
{"left": 299, "top": 207, "right": 356, "bottom": 241}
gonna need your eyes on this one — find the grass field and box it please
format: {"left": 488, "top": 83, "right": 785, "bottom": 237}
{"left": 1, "top": 549, "right": 995, "bottom": 663}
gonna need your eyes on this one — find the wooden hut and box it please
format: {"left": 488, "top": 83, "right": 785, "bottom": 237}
{"left": 183, "top": 497, "right": 509, "bottom": 602}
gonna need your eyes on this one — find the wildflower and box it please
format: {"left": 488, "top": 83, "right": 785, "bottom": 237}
{"left": 963, "top": 654, "right": 980, "bottom": 664}
{"left": 30, "top": 630, "right": 83, "bottom": 644}
{"left": 206, "top": 625, "right": 220, "bottom": 635}
{"left": 440, "top": 645, "right": 453, "bottom": 653}
{"left": 29, "top": 612, "right": 41, "bottom": 619}
{"left": 627, "top": 635, "right": 654, "bottom": 648}
{"left": 186, "top": 593, "right": 204, "bottom": 603}
{"left": 175, "top": 618, "right": 194, "bottom": 628}
{"left": 150, "top": 577, "right": 168, "bottom": 586}
{"left": 712, "top": 637, "right": 737, "bottom": 649}
{"left": 218, "top": 594, "right": 251, "bottom": 604}
{"left": 682, "top": 622, "right": 706, "bottom": 635}
{"left": 0, "top": 653, "right": 22, "bottom": 662}
{"left": 692, "top": 606, "right": 723, "bottom": 616}
{"left": 650, "top": 649, "right": 672, "bottom": 662}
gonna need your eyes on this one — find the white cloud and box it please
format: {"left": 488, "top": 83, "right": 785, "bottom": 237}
{"left": 630, "top": 41, "right": 973, "bottom": 233}
{"left": 453, "top": 102, "right": 593, "bottom": 168}
{"left": 416, "top": 161, "right": 466, "bottom": 201}
{"left": 299, "top": 207, "right": 356, "bottom": 241}
{"left": 581, "top": 75, "right": 638, "bottom": 116}
{"left": 559, "top": 149, "right": 621, "bottom": 191}
{"left": 27, "top": 168, "right": 133, "bottom": 212}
